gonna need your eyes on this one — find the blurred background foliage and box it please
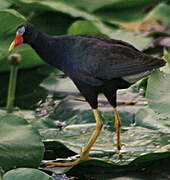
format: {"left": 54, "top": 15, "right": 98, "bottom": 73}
{"left": 0, "top": 0, "right": 170, "bottom": 107}
{"left": 1, "top": 0, "right": 170, "bottom": 179}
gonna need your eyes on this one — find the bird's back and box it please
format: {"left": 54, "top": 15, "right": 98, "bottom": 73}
{"left": 52, "top": 34, "right": 165, "bottom": 86}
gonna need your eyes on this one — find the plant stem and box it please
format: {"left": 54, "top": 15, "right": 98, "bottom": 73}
{"left": 6, "top": 54, "right": 21, "bottom": 112}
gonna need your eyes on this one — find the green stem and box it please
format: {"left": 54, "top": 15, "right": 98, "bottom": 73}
{"left": 6, "top": 64, "right": 18, "bottom": 112}
{"left": 6, "top": 54, "right": 21, "bottom": 112}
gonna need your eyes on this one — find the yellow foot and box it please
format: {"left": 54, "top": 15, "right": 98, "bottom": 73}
{"left": 114, "top": 143, "right": 125, "bottom": 153}
{"left": 116, "top": 144, "right": 121, "bottom": 152}
{"left": 124, "top": 100, "right": 136, "bottom": 105}
{"left": 42, "top": 156, "right": 107, "bottom": 167}
{"left": 42, "top": 159, "right": 79, "bottom": 167}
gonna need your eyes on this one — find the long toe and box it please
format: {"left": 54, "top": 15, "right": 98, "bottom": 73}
{"left": 42, "top": 159, "right": 80, "bottom": 167}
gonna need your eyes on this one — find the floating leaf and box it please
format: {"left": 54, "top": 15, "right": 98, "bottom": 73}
{"left": 109, "top": 29, "right": 152, "bottom": 50}
{"left": 0, "top": 114, "right": 44, "bottom": 171}
{"left": 0, "top": 0, "right": 11, "bottom": 10}
{"left": 3, "top": 168, "right": 54, "bottom": 180}
{"left": 163, "top": 48, "right": 170, "bottom": 66}
{"left": 0, "top": 66, "right": 51, "bottom": 109}
{"left": 66, "top": 152, "right": 170, "bottom": 179}
{"left": 30, "top": 11, "right": 75, "bottom": 36}
{"left": 40, "top": 75, "right": 78, "bottom": 94}
{"left": 37, "top": 97, "right": 170, "bottom": 168}
{"left": 68, "top": 20, "right": 103, "bottom": 35}
{"left": 0, "top": 9, "right": 26, "bottom": 36}
{"left": 147, "top": 3, "right": 170, "bottom": 26}
{"left": 146, "top": 70, "right": 170, "bottom": 117}
{"left": 7, "top": 0, "right": 117, "bottom": 35}
{"left": 43, "top": 140, "right": 76, "bottom": 160}
{"left": 67, "top": 20, "right": 152, "bottom": 50}
{"left": 0, "top": 9, "right": 44, "bottom": 72}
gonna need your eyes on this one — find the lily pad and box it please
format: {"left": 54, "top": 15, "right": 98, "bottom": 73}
{"left": 66, "top": 152, "right": 170, "bottom": 179}
{"left": 109, "top": 29, "right": 152, "bottom": 50}
{"left": 146, "top": 69, "right": 170, "bottom": 117}
{"left": 0, "top": 114, "right": 44, "bottom": 171}
{"left": 35, "top": 97, "right": 170, "bottom": 168}
{"left": 0, "top": 0, "right": 11, "bottom": 10}
{"left": 68, "top": 20, "right": 104, "bottom": 35}
{"left": 43, "top": 140, "right": 76, "bottom": 160}
{"left": 0, "top": 9, "right": 26, "bottom": 36}
{"left": 147, "top": 3, "right": 170, "bottom": 26}
{"left": 67, "top": 20, "right": 152, "bottom": 50}
{"left": 0, "top": 9, "right": 44, "bottom": 72}
{"left": 7, "top": 0, "right": 118, "bottom": 36}
{"left": 0, "top": 65, "right": 59, "bottom": 109}
{"left": 40, "top": 75, "right": 78, "bottom": 94}
{"left": 3, "top": 168, "right": 54, "bottom": 180}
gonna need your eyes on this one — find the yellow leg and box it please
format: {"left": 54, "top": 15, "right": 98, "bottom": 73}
{"left": 43, "top": 109, "right": 103, "bottom": 166}
{"left": 80, "top": 109, "right": 103, "bottom": 160}
{"left": 113, "top": 107, "right": 121, "bottom": 152}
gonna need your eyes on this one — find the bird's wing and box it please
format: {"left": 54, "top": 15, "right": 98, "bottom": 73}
{"left": 62, "top": 35, "right": 165, "bottom": 85}
{"left": 76, "top": 34, "right": 141, "bottom": 52}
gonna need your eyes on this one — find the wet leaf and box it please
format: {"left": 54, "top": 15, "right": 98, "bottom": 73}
{"left": 146, "top": 69, "right": 170, "bottom": 117}
{"left": 147, "top": 3, "right": 170, "bottom": 26}
{"left": 40, "top": 75, "right": 78, "bottom": 94}
{"left": 43, "top": 140, "right": 76, "bottom": 160}
{"left": 30, "top": 11, "right": 75, "bottom": 36}
{"left": 0, "top": 39, "right": 45, "bottom": 72}
{"left": 0, "top": 9, "right": 26, "bottom": 36}
{"left": 35, "top": 97, "right": 170, "bottom": 169}
{"left": 109, "top": 29, "right": 152, "bottom": 50}
{"left": 0, "top": 114, "right": 44, "bottom": 171}
{"left": 68, "top": 20, "right": 104, "bottom": 35}
{"left": 67, "top": 20, "right": 152, "bottom": 50}
{"left": 6, "top": 0, "right": 119, "bottom": 37}
{"left": 66, "top": 152, "right": 170, "bottom": 179}
{"left": 135, "top": 107, "right": 170, "bottom": 132}
{"left": 0, "top": 0, "right": 11, "bottom": 10}
{"left": 120, "top": 18, "right": 164, "bottom": 31}
{"left": 0, "top": 66, "right": 51, "bottom": 109}
{"left": 3, "top": 168, "right": 54, "bottom": 180}
{"left": 163, "top": 48, "right": 170, "bottom": 66}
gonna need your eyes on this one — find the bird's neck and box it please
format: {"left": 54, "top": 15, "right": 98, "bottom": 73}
{"left": 29, "top": 32, "right": 63, "bottom": 69}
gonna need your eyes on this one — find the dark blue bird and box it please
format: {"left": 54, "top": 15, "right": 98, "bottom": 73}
{"left": 9, "top": 23, "right": 165, "bottom": 166}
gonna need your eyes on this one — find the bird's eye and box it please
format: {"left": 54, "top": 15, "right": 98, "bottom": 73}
{"left": 17, "top": 26, "right": 25, "bottom": 34}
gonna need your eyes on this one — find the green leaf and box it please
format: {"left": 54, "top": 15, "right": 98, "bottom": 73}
{"left": 109, "top": 29, "right": 152, "bottom": 50}
{"left": 40, "top": 75, "right": 78, "bottom": 93}
{"left": 68, "top": 20, "right": 104, "bottom": 35}
{"left": 163, "top": 48, "right": 170, "bottom": 67}
{"left": 0, "top": 9, "right": 26, "bottom": 36}
{"left": 146, "top": 69, "right": 170, "bottom": 117}
{"left": 95, "top": 0, "right": 165, "bottom": 22}
{"left": 147, "top": 3, "right": 170, "bottom": 26}
{"left": 68, "top": 21, "right": 151, "bottom": 51}
{"left": 129, "top": 152, "right": 170, "bottom": 169}
{"left": 66, "top": 152, "right": 170, "bottom": 179}
{"left": 57, "top": 0, "right": 117, "bottom": 13}
{"left": 0, "top": 0, "right": 11, "bottom": 11}
{"left": 3, "top": 168, "right": 54, "bottom": 180}
{"left": 0, "top": 114, "right": 44, "bottom": 171}
{"left": 38, "top": 98, "right": 170, "bottom": 168}
{"left": 0, "top": 44, "right": 45, "bottom": 72}
{"left": 7, "top": 0, "right": 117, "bottom": 36}
{"left": 0, "top": 65, "right": 58, "bottom": 109}
{"left": 30, "top": 11, "right": 75, "bottom": 36}
{"left": 0, "top": 9, "right": 44, "bottom": 72}
{"left": 135, "top": 107, "right": 170, "bottom": 132}
{"left": 43, "top": 140, "right": 76, "bottom": 160}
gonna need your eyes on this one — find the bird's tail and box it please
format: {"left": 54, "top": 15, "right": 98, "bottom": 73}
{"left": 151, "top": 56, "right": 166, "bottom": 68}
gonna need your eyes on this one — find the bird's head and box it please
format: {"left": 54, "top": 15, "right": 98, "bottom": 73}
{"left": 9, "top": 23, "right": 38, "bottom": 51}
